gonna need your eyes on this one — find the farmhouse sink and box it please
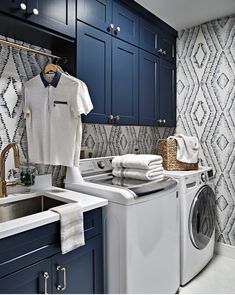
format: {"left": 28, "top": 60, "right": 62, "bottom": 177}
{"left": 0, "top": 195, "right": 66, "bottom": 223}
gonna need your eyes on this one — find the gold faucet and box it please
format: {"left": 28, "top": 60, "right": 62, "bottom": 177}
{"left": 0, "top": 143, "right": 20, "bottom": 197}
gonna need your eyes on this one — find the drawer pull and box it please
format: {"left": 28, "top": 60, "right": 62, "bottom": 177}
{"left": 56, "top": 266, "right": 67, "bottom": 291}
{"left": 43, "top": 271, "right": 49, "bottom": 294}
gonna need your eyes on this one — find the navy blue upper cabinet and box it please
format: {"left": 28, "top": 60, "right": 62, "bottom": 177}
{"left": 159, "top": 60, "right": 176, "bottom": 127}
{"left": 112, "top": 1, "right": 139, "bottom": 46}
{"left": 77, "top": 22, "right": 112, "bottom": 124}
{"left": 77, "top": 0, "right": 139, "bottom": 46}
{"left": 140, "top": 18, "right": 159, "bottom": 56}
{"left": 139, "top": 50, "right": 160, "bottom": 125}
{"left": 112, "top": 38, "right": 139, "bottom": 124}
{"left": 77, "top": 0, "right": 112, "bottom": 33}
{"left": 0, "top": 0, "right": 76, "bottom": 38}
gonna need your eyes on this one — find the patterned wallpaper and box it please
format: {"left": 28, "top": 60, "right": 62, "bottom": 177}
{"left": 0, "top": 35, "right": 174, "bottom": 187}
{"left": 177, "top": 15, "right": 235, "bottom": 246}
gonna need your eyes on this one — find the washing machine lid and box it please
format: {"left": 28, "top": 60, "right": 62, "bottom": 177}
{"left": 189, "top": 185, "right": 216, "bottom": 249}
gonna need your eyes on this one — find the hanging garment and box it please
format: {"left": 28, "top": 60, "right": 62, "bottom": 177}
{"left": 24, "top": 71, "right": 93, "bottom": 167}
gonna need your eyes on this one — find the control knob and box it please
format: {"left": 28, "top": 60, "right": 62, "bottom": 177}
{"left": 201, "top": 173, "right": 206, "bottom": 182}
{"left": 97, "top": 161, "right": 105, "bottom": 169}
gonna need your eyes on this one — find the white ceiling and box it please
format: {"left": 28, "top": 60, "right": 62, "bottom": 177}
{"left": 135, "top": 0, "right": 235, "bottom": 31}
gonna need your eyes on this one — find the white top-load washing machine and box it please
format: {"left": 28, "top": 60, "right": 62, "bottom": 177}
{"left": 164, "top": 167, "right": 215, "bottom": 286}
{"left": 65, "top": 156, "right": 180, "bottom": 294}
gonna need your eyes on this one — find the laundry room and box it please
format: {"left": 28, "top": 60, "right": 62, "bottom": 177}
{"left": 0, "top": 0, "right": 234, "bottom": 294}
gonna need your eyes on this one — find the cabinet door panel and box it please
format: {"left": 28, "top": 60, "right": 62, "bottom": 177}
{"left": 77, "top": 0, "right": 112, "bottom": 33}
{"left": 52, "top": 235, "right": 103, "bottom": 294}
{"left": 26, "top": 0, "right": 75, "bottom": 37}
{"left": 140, "top": 18, "right": 159, "bottom": 56}
{"left": 0, "top": 258, "right": 52, "bottom": 294}
{"left": 139, "top": 50, "right": 160, "bottom": 125}
{"left": 159, "top": 34, "right": 176, "bottom": 63}
{"left": 113, "top": 1, "right": 139, "bottom": 46}
{"left": 112, "top": 38, "right": 139, "bottom": 125}
{"left": 159, "top": 60, "right": 176, "bottom": 127}
{"left": 77, "top": 22, "right": 112, "bottom": 123}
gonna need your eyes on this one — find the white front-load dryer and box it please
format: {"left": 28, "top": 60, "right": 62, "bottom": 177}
{"left": 164, "top": 167, "right": 216, "bottom": 286}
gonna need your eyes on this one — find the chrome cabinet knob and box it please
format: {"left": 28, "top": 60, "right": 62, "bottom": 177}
{"left": 157, "top": 119, "right": 162, "bottom": 124}
{"left": 107, "top": 23, "right": 114, "bottom": 32}
{"left": 114, "top": 26, "right": 121, "bottom": 34}
{"left": 108, "top": 114, "right": 114, "bottom": 120}
{"left": 32, "top": 8, "right": 39, "bottom": 15}
{"left": 20, "top": 3, "right": 27, "bottom": 10}
{"left": 162, "top": 119, "right": 166, "bottom": 124}
{"left": 163, "top": 50, "right": 167, "bottom": 55}
{"left": 114, "top": 115, "right": 120, "bottom": 121}
{"left": 158, "top": 48, "right": 163, "bottom": 54}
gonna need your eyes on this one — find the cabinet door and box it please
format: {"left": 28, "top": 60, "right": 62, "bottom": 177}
{"left": 52, "top": 235, "right": 103, "bottom": 294}
{"left": 0, "top": 258, "right": 52, "bottom": 294}
{"left": 140, "top": 18, "right": 159, "bottom": 56}
{"left": 113, "top": 0, "right": 139, "bottom": 46}
{"left": 112, "top": 38, "right": 139, "bottom": 125}
{"left": 159, "top": 33, "right": 176, "bottom": 64}
{"left": 0, "top": 0, "right": 28, "bottom": 19}
{"left": 139, "top": 50, "right": 160, "bottom": 125}
{"left": 77, "top": 21, "right": 112, "bottom": 124}
{"left": 159, "top": 60, "right": 176, "bottom": 127}
{"left": 26, "top": 0, "right": 76, "bottom": 38}
{"left": 77, "top": 0, "right": 112, "bottom": 33}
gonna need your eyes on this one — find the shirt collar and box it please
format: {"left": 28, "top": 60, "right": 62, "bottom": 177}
{"left": 40, "top": 70, "right": 61, "bottom": 88}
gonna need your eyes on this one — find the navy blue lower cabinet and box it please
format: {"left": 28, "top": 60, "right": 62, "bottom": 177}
{"left": 139, "top": 50, "right": 160, "bottom": 125}
{"left": 159, "top": 59, "right": 176, "bottom": 127}
{"left": 112, "top": 38, "right": 139, "bottom": 125}
{"left": 77, "top": 21, "right": 112, "bottom": 124}
{"left": 52, "top": 235, "right": 103, "bottom": 294}
{"left": 0, "top": 258, "right": 52, "bottom": 294}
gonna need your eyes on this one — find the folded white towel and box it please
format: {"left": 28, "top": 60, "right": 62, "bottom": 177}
{"left": 112, "top": 154, "right": 163, "bottom": 170}
{"left": 112, "top": 176, "right": 164, "bottom": 187}
{"left": 169, "top": 134, "right": 199, "bottom": 164}
{"left": 50, "top": 203, "right": 85, "bottom": 254}
{"left": 112, "top": 167, "right": 163, "bottom": 181}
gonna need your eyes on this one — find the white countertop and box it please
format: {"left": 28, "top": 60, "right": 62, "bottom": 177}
{"left": 0, "top": 186, "right": 108, "bottom": 239}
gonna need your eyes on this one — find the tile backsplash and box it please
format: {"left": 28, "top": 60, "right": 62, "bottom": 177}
{"left": 0, "top": 34, "right": 175, "bottom": 187}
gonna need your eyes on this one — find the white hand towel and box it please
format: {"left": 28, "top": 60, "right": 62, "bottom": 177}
{"left": 112, "top": 167, "right": 163, "bottom": 181}
{"left": 50, "top": 203, "right": 85, "bottom": 254}
{"left": 112, "top": 176, "right": 163, "bottom": 187}
{"left": 169, "top": 134, "right": 199, "bottom": 163}
{"left": 112, "top": 154, "right": 163, "bottom": 170}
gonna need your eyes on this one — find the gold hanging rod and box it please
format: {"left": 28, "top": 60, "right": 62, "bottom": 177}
{"left": 0, "top": 39, "right": 67, "bottom": 64}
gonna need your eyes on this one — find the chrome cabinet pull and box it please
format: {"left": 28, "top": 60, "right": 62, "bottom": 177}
{"left": 56, "top": 266, "right": 67, "bottom": 291}
{"left": 43, "top": 272, "right": 49, "bottom": 294}
{"left": 107, "top": 114, "right": 114, "bottom": 120}
{"left": 32, "top": 8, "right": 39, "bottom": 15}
{"left": 19, "top": 3, "right": 27, "bottom": 10}
{"left": 114, "top": 26, "right": 121, "bottom": 34}
{"left": 114, "top": 115, "right": 120, "bottom": 121}
{"left": 107, "top": 23, "right": 114, "bottom": 32}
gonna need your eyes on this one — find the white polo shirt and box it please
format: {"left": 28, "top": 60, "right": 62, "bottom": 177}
{"left": 24, "top": 71, "right": 93, "bottom": 167}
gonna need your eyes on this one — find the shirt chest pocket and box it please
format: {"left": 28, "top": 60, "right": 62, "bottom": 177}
{"left": 53, "top": 100, "right": 68, "bottom": 107}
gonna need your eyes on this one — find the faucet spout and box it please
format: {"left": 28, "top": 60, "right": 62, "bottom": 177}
{"left": 0, "top": 143, "right": 20, "bottom": 197}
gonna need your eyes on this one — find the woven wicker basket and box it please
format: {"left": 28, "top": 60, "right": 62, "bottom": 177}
{"left": 157, "top": 139, "right": 198, "bottom": 171}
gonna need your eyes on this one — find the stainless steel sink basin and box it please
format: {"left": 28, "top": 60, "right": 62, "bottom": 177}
{"left": 0, "top": 195, "right": 66, "bottom": 223}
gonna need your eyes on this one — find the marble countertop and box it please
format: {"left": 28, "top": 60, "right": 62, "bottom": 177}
{"left": 0, "top": 186, "right": 108, "bottom": 239}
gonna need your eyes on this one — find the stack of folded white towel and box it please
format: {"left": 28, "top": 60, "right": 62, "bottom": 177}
{"left": 112, "top": 154, "right": 164, "bottom": 183}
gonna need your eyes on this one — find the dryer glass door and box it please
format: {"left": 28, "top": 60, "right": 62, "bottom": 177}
{"left": 189, "top": 185, "right": 215, "bottom": 249}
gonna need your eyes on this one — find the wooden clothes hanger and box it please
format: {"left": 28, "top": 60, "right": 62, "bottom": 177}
{"left": 44, "top": 58, "right": 64, "bottom": 74}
